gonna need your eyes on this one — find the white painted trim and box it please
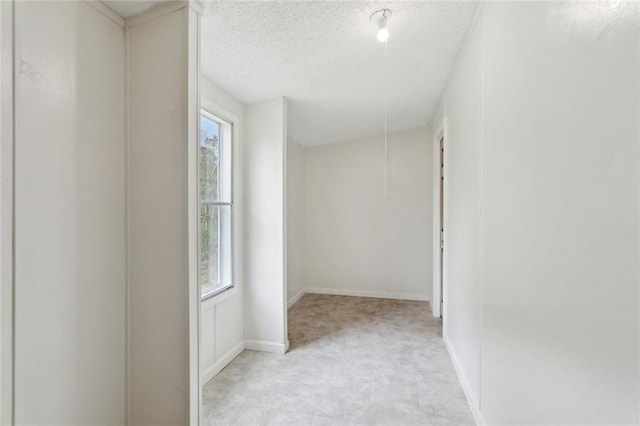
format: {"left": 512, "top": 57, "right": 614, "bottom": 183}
{"left": 186, "top": 6, "right": 201, "bottom": 425}
{"left": 432, "top": 118, "right": 448, "bottom": 318}
{"left": 125, "top": 0, "right": 188, "bottom": 28}
{"left": 478, "top": 15, "right": 484, "bottom": 414}
{"left": 188, "top": 0, "right": 204, "bottom": 17}
{"left": 432, "top": 125, "right": 442, "bottom": 318}
{"left": 201, "top": 286, "right": 239, "bottom": 310}
{"left": 123, "top": 19, "right": 131, "bottom": 426}
{"left": 443, "top": 334, "right": 484, "bottom": 426}
{"left": 244, "top": 340, "right": 287, "bottom": 354}
{"left": 0, "top": 2, "right": 14, "bottom": 423}
{"left": 282, "top": 97, "right": 289, "bottom": 355}
{"left": 87, "top": 1, "right": 125, "bottom": 27}
{"left": 638, "top": 20, "right": 640, "bottom": 424}
{"left": 199, "top": 85, "right": 243, "bottom": 311}
{"left": 200, "top": 341, "right": 244, "bottom": 385}
{"left": 287, "top": 289, "right": 306, "bottom": 309}
{"left": 200, "top": 99, "right": 240, "bottom": 130}
{"left": 306, "top": 287, "right": 429, "bottom": 302}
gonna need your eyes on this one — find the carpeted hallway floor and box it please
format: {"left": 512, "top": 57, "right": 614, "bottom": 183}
{"left": 202, "top": 294, "right": 475, "bottom": 425}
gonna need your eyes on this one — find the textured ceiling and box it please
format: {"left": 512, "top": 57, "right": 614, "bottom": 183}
{"left": 201, "top": 1, "right": 478, "bottom": 146}
{"left": 102, "top": 0, "right": 167, "bottom": 18}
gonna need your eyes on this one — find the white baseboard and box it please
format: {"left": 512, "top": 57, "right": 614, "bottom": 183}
{"left": 287, "top": 289, "right": 306, "bottom": 309}
{"left": 201, "top": 341, "right": 244, "bottom": 384}
{"left": 305, "top": 287, "right": 429, "bottom": 302}
{"left": 443, "top": 334, "right": 484, "bottom": 426}
{"left": 244, "top": 339, "right": 287, "bottom": 354}
{"left": 202, "top": 338, "right": 288, "bottom": 384}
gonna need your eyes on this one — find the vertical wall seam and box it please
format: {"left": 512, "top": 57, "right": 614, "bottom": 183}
{"left": 283, "top": 97, "right": 288, "bottom": 348}
{"left": 124, "top": 23, "right": 131, "bottom": 426}
{"left": 637, "top": 14, "right": 640, "bottom": 424}
{"left": 477, "top": 3, "right": 484, "bottom": 418}
{"left": 10, "top": 1, "right": 16, "bottom": 423}
{"left": 196, "top": 8, "right": 202, "bottom": 424}
{"left": 442, "top": 99, "right": 447, "bottom": 333}
{"left": 212, "top": 307, "right": 216, "bottom": 364}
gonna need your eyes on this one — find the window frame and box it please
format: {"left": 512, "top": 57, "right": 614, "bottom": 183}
{"left": 199, "top": 108, "right": 234, "bottom": 301}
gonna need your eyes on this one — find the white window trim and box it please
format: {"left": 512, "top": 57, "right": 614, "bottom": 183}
{"left": 199, "top": 108, "right": 235, "bottom": 302}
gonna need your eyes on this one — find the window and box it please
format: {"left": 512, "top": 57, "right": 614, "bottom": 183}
{"left": 199, "top": 110, "right": 233, "bottom": 299}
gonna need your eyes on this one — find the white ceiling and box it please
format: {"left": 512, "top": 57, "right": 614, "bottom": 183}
{"left": 201, "top": 1, "right": 478, "bottom": 146}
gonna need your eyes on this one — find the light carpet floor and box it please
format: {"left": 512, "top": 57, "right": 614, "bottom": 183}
{"left": 202, "top": 294, "right": 475, "bottom": 425}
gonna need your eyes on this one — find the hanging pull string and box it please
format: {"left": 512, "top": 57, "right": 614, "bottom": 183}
{"left": 384, "top": 38, "right": 389, "bottom": 197}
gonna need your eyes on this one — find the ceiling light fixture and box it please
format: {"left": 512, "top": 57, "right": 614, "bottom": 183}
{"left": 377, "top": 26, "right": 390, "bottom": 43}
{"left": 370, "top": 8, "right": 392, "bottom": 43}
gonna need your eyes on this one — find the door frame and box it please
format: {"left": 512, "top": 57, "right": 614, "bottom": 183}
{"left": 432, "top": 118, "right": 447, "bottom": 318}
{"left": 186, "top": 4, "right": 202, "bottom": 424}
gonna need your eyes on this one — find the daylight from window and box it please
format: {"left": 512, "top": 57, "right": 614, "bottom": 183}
{"left": 200, "top": 112, "right": 232, "bottom": 298}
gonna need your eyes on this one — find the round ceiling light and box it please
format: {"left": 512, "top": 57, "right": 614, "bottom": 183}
{"left": 377, "top": 26, "right": 389, "bottom": 42}
{"left": 370, "top": 8, "right": 392, "bottom": 43}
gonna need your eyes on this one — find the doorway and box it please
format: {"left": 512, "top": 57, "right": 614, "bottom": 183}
{"left": 438, "top": 136, "right": 444, "bottom": 317}
{"left": 432, "top": 120, "right": 446, "bottom": 318}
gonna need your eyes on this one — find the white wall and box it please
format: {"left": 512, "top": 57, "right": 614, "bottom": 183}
{"left": 287, "top": 138, "right": 306, "bottom": 304}
{"left": 243, "top": 97, "right": 288, "bottom": 352}
{"left": 439, "top": 11, "right": 482, "bottom": 413}
{"left": 8, "top": 2, "right": 203, "bottom": 423}
{"left": 200, "top": 78, "right": 245, "bottom": 383}
{"left": 13, "top": 2, "right": 125, "bottom": 422}
{"left": 480, "top": 3, "right": 639, "bottom": 424}
{"left": 304, "top": 127, "right": 433, "bottom": 301}
{"left": 127, "top": 6, "right": 197, "bottom": 424}
{"left": 0, "top": 2, "right": 13, "bottom": 423}
{"left": 432, "top": 2, "right": 640, "bottom": 424}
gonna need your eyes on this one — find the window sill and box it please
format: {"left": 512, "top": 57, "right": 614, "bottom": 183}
{"left": 201, "top": 285, "right": 238, "bottom": 310}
